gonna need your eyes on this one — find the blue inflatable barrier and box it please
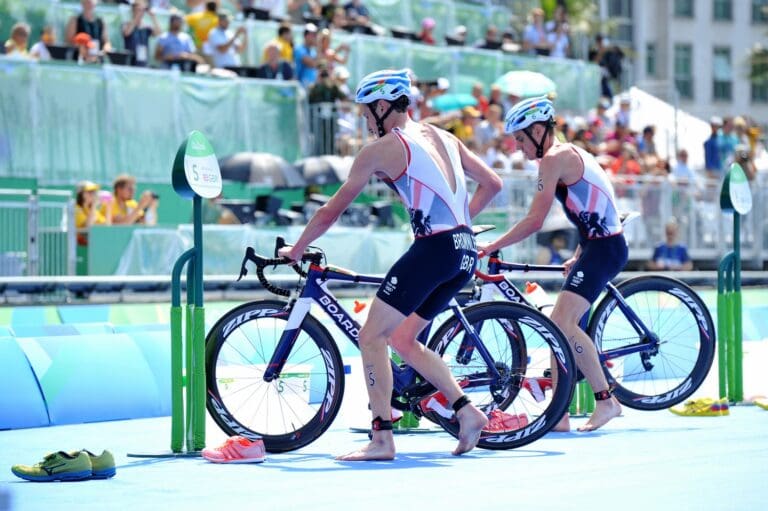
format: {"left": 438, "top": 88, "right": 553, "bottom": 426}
{"left": 0, "top": 337, "right": 49, "bottom": 429}
{"left": 17, "top": 334, "right": 167, "bottom": 425}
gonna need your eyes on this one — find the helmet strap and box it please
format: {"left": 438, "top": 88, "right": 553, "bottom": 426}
{"left": 523, "top": 122, "right": 552, "bottom": 159}
{"left": 367, "top": 101, "right": 396, "bottom": 137}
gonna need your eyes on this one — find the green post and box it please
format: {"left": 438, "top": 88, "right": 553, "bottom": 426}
{"left": 717, "top": 163, "right": 751, "bottom": 404}
{"left": 170, "top": 131, "right": 222, "bottom": 454}
{"left": 170, "top": 248, "right": 195, "bottom": 453}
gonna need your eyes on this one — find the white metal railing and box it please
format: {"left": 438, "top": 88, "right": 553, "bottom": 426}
{"left": 0, "top": 189, "right": 75, "bottom": 276}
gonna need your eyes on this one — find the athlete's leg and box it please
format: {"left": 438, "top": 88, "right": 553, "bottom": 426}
{"left": 336, "top": 298, "right": 402, "bottom": 461}
{"left": 389, "top": 309, "right": 488, "bottom": 456}
{"left": 550, "top": 290, "right": 621, "bottom": 432}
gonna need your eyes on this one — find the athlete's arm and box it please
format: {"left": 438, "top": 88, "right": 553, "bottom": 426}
{"left": 455, "top": 138, "right": 503, "bottom": 218}
{"left": 484, "top": 150, "right": 567, "bottom": 253}
{"left": 280, "top": 139, "right": 396, "bottom": 261}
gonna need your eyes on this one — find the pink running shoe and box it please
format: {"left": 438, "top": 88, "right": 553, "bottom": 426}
{"left": 482, "top": 410, "right": 529, "bottom": 433}
{"left": 202, "top": 436, "right": 266, "bottom": 464}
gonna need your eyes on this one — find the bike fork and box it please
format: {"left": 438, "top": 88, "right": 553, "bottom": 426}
{"left": 263, "top": 297, "right": 312, "bottom": 382}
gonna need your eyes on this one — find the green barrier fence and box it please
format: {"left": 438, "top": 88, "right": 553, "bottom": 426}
{"left": 0, "top": 59, "right": 303, "bottom": 184}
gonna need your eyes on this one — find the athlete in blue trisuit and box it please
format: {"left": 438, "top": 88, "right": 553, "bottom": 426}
{"left": 479, "top": 97, "right": 627, "bottom": 432}
{"left": 279, "top": 69, "right": 502, "bottom": 460}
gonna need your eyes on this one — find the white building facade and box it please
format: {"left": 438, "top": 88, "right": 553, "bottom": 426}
{"left": 594, "top": 0, "right": 768, "bottom": 122}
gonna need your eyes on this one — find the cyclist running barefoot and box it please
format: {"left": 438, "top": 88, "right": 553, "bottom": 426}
{"left": 479, "top": 97, "right": 626, "bottom": 432}
{"left": 279, "top": 69, "right": 502, "bottom": 460}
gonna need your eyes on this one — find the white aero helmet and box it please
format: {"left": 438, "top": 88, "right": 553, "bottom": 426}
{"left": 504, "top": 96, "right": 555, "bottom": 134}
{"left": 354, "top": 69, "right": 411, "bottom": 104}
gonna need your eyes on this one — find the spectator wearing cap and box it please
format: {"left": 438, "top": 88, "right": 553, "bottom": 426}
{"left": 75, "top": 181, "right": 112, "bottom": 232}
{"left": 155, "top": 14, "right": 204, "bottom": 69}
{"left": 256, "top": 42, "right": 293, "bottom": 80}
{"left": 66, "top": 0, "right": 112, "bottom": 56}
{"left": 262, "top": 23, "right": 293, "bottom": 64}
{"left": 294, "top": 23, "right": 319, "bottom": 88}
{"left": 615, "top": 94, "right": 631, "bottom": 127}
{"left": 704, "top": 116, "right": 723, "bottom": 180}
{"left": 447, "top": 106, "right": 482, "bottom": 144}
{"left": 418, "top": 17, "right": 436, "bottom": 45}
{"left": 4, "top": 22, "right": 30, "bottom": 58}
{"left": 447, "top": 25, "right": 467, "bottom": 45}
{"left": 185, "top": 1, "right": 218, "bottom": 51}
{"left": 73, "top": 32, "right": 100, "bottom": 63}
{"left": 122, "top": 0, "right": 162, "bottom": 67}
{"left": 333, "top": 65, "right": 351, "bottom": 98}
{"left": 205, "top": 11, "right": 247, "bottom": 69}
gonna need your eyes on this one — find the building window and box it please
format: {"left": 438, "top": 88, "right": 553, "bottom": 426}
{"left": 713, "top": 0, "right": 732, "bottom": 20}
{"left": 674, "top": 44, "right": 693, "bottom": 99}
{"left": 752, "top": 49, "right": 768, "bottom": 102}
{"left": 674, "top": 0, "right": 695, "bottom": 17}
{"left": 713, "top": 47, "right": 732, "bottom": 101}
{"left": 753, "top": 0, "right": 768, "bottom": 23}
{"left": 646, "top": 43, "right": 656, "bottom": 77}
{"left": 607, "top": 0, "right": 633, "bottom": 46}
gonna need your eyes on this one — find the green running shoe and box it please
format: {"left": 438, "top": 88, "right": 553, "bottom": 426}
{"left": 12, "top": 451, "right": 92, "bottom": 482}
{"left": 73, "top": 450, "right": 116, "bottom": 479}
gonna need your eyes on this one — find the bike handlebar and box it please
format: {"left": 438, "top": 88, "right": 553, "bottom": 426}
{"left": 237, "top": 237, "right": 322, "bottom": 297}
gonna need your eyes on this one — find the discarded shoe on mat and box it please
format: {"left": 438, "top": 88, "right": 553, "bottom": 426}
{"left": 482, "top": 409, "right": 530, "bottom": 433}
{"left": 669, "top": 398, "right": 730, "bottom": 417}
{"left": 71, "top": 449, "right": 116, "bottom": 479}
{"left": 12, "top": 450, "right": 97, "bottom": 482}
{"left": 202, "top": 436, "right": 266, "bottom": 464}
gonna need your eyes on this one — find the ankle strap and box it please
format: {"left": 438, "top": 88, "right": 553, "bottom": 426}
{"left": 594, "top": 389, "right": 613, "bottom": 401}
{"left": 371, "top": 416, "right": 393, "bottom": 431}
{"left": 452, "top": 395, "right": 471, "bottom": 412}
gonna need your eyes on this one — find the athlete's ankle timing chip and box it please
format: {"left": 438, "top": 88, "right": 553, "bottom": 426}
{"left": 452, "top": 395, "right": 471, "bottom": 412}
{"left": 594, "top": 389, "right": 612, "bottom": 401}
{"left": 371, "top": 416, "right": 393, "bottom": 431}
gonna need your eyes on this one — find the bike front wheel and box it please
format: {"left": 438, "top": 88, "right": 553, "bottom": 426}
{"left": 427, "top": 302, "right": 576, "bottom": 450}
{"left": 206, "top": 300, "right": 345, "bottom": 452}
{"left": 588, "top": 275, "right": 716, "bottom": 410}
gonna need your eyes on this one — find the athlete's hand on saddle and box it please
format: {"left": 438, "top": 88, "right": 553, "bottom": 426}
{"left": 476, "top": 242, "right": 494, "bottom": 259}
{"left": 561, "top": 256, "right": 577, "bottom": 276}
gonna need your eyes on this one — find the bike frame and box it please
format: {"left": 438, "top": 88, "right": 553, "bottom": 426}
{"left": 477, "top": 254, "right": 660, "bottom": 363}
{"left": 262, "top": 262, "right": 505, "bottom": 395}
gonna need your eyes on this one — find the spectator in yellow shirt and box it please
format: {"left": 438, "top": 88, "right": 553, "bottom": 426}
{"left": 185, "top": 1, "right": 219, "bottom": 50}
{"left": 75, "top": 181, "right": 112, "bottom": 245}
{"left": 262, "top": 23, "right": 293, "bottom": 64}
{"left": 102, "top": 174, "right": 158, "bottom": 226}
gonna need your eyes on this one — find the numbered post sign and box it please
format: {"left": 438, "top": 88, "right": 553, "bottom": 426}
{"left": 719, "top": 163, "right": 753, "bottom": 215}
{"left": 172, "top": 131, "right": 222, "bottom": 199}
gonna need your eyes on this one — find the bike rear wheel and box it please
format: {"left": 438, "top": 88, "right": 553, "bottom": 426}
{"left": 427, "top": 302, "right": 576, "bottom": 450}
{"left": 588, "top": 276, "right": 716, "bottom": 410}
{"left": 206, "top": 300, "right": 345, "bottom": 452}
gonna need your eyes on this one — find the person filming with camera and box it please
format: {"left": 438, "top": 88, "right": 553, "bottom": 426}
{"left": 102, "top": 174, "right": 159, "bottom": 226}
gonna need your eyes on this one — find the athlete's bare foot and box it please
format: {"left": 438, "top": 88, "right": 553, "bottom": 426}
{"left": 553, "top": 412, "right": 571, "bottom": 432}
{"left": 335, "top": 434, "right": 395, "bottom": 461}
{"left": 578, "top": 397, "right": 621, "bottom": 432}
{"left": 452, "top": 405, "right": 488, "bottom": 456}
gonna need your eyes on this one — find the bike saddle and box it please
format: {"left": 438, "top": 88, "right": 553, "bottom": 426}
{"left": 472, "top": 224, "right": 496, "bottom": 236}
